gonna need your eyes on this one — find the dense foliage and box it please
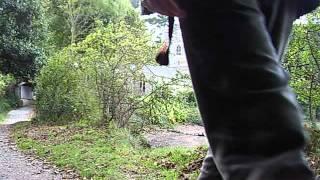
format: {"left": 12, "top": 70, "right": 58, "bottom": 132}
{"left": 284, "top": 12, "right": 320, "bottom": 123}
{"left": 36, "top": 15, "right": 197, "bottom": 127}
{"left": 0, "top": 0, "right": 46, "bottom": 79}
{"left": 138, "top": 85, "right": 200, "bottom": 126}
{"left": 0, "top": 73, "right": 17, "bottom": 114}
{"left": 44, "top": 0, "right": 134, "bottom": 51}
{"left": 36, "top": 19, "right": 155, "bottom": 125}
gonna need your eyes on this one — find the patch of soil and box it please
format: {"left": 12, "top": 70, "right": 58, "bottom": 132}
{"left": 144, "top": 124, "right": 208, "bottom": 148}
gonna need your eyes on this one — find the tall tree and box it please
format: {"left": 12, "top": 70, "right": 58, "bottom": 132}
{"left": 0, "top": 0, "right": 46, "bottom": 79}
{"left": 45, "top": 0, "right": 134, "bottom": 51}
{"left": 284, "top": 11, "right": 320, "bottom": 123}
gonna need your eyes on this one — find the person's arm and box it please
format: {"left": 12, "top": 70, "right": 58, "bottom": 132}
{"left": 142, "top": 0, "right": 186, "bottom": 17}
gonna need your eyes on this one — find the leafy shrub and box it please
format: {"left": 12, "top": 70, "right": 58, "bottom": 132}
{"left": 185, "top": 107, "right": 202, "bottom": 125}
{"left": 138, "top": 85, "right": 201, "bottom": 126}
{"left": 0, "top": 98, "right": 11, "bottom": 112}
{"left": 0, "top": 74, "right": 14, "bottom": 96}
{"left": 77, "top": 20, "right": 155, "bottom": 127}
{"left": 0, "top": 74, "right": 17, "bottom": 112}
{"left": 36, "top": 19, "right": 155, "bottom": 125}
{"left": 177, "top": 90, "right": 202, "bottom": 124}
{"left": 35, "top": 48, "right": 100, "bottom": 123}
{"left": 36, "top": 18, "right": 199, "bottom": 128}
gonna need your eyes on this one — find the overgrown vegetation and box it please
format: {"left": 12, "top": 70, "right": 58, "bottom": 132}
{"left": 138, "top": 87, "right": 200, "bottom": 126}
{"left": 0, "top": 0, "right": 46, "bottom": 79}
{"left": 36, "top": 18, "right": 197, "bottom": 127}
{"left": 12, "top": 122, "right": 206, "bottom": 179}
{"left": 0, "top": 73, "right": 17, "bottom": 122}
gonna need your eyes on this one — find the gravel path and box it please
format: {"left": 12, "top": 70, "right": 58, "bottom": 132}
{"left": 144, "top": 124, "right": 208, "bottom": 148}
{"left": 2, "top": 106, "right": 34, "bottom": 125}
{"left": 0, "top": 107, "right": 63, "bottom": 180}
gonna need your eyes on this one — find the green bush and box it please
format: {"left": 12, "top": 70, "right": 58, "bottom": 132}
{"left": 35, "top": 48, "right": 100, "bottom": 123}
{"left": 36, "top": 19, "right": 155, "bottom": 125}
{"left": 0, "top": 98, "right": 11, "bottom": 112}
{"left": 138, "top": 86, "right": 201, "bottom": 126}
{"left": 0, "top": 74, "right": 14, "bottom": 96}
{"left": 0, "top": 74, "right": 17, "bottom": 113}
{"left": 185, "top": 107, "right": 202, "bottom": 125}
{"left": 36, "top": 19, "right": 201, "bottom": 128}
{"left": 177, "top": 90, "right": 202, "bottom": 125}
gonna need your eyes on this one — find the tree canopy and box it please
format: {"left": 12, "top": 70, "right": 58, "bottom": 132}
{"left": 0, "top": 0, "right": 135, "bottom": 79}
{"left": 0, "top": 0, "right": 45, "bottom": 79}
{"left": 45, "top": 0, "right": 134, "bottom": 49}
{"left": 284, "top": 11, "right": 320, "bottom": 122}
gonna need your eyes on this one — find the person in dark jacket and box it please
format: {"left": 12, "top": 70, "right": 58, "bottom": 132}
{"left": 143, "top": 0, "right": 319, "bottom": 179}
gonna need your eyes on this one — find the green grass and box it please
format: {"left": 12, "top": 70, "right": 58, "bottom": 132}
{"left": 0, "top": 111, "right": 8, "bottom": 123}
{"left": 0, "top": 96, "right": 15, "bottom": 123}
{"left": 12, "top": 122, "right": 206, "bottom": 179}
{"left": 11, "top": 121, "right": 320, "bottom": 179}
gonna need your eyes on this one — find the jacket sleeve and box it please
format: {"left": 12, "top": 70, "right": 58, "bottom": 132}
{"left": 142, "top": 0, "right": 186, "bottom": 17}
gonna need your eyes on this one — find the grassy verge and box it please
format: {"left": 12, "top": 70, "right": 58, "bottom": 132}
{"left": 0, "top": 96, "right": 18, "bottom": 123}
{"left": 11, "top": 122, "right": 206, "bottom": 179}
{"left": 12, "top": 122, "right": 319, "bottom": 179}
{"left": 0, "top": 112, "right": 7, "bottom": 123}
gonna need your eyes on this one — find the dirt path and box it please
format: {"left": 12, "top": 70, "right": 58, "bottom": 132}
{"left": 0, "top": 107, "right": 63, "bottom": 180}
{"left": 144, "top": 124, "right": 208, "bottom": 148}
